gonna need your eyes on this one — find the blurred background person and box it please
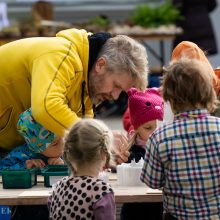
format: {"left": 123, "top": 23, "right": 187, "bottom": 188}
{"left": 172, "top": 0, "right": 218, "bottom": 56}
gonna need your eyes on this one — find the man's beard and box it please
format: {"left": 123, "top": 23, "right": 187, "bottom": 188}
{"left": 88, "top": 74, "right": 105, "bottom": 105}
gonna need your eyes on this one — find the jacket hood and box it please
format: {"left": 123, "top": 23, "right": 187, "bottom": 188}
{"left": 56, "top": 28, "right": 91, "bottom": 96}
{"left": 56, "top": 28, "right": 90, "bottom": 76}
{"left": 56, "top": 28, "right": 90, "bottom": 52}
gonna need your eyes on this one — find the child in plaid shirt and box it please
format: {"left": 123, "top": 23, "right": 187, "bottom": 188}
{"left": 141, "top": 58, "right": 220, "bottom": 219}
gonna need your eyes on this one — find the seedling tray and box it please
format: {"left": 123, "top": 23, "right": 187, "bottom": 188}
{"left": 1, "top": 168, "right": 37, "bottom": 189}
{"left": 41, "top": 165, "right": 69, "bottom": 187}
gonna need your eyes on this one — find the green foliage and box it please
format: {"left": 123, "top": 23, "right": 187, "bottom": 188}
{"left": 89, "top": 15, "right": 110, "bottom": 27}
{"left": 132, "top": 1, "right": 182, "bottom": 28}
{"left": 132, "top": 4, "right": 155, "bottom": 27}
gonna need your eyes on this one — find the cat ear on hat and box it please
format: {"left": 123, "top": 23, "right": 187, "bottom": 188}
{"left": 145, "top": 87, "right": 160, "bottom": 96}
{"left": 127, "top": 87, "right": 139, "bottom": 97}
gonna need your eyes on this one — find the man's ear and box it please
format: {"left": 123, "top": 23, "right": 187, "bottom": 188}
{"left": 95, "top": 57, "right": 106, "bottom": 74}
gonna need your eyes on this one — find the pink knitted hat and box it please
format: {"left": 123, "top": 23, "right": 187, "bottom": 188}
{"left": 128, "top": 88, "right": 164, "bottom": 130}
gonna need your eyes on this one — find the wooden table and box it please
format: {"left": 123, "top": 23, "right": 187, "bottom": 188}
{"left": 126, "top": 33, "right": 175, "bottom": 67}
{"left": 109, "top": 25, "right": 182, "bottom": 67}
{"left": 0, "top": 174, "right": 162, "bottom": 205}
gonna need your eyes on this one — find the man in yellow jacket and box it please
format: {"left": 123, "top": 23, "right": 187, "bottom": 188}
{"left": 0, "top": 28, "right": 148, "bottom": 158}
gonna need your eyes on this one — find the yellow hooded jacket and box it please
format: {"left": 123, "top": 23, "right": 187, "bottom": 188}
{"left": 0, "top": 28, "right": 93, "bottom": 150}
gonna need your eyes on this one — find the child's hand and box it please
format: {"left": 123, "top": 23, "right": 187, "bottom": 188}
{"left": 48, "top": 157, "right": 64, "bottom": 165}
{"left": 26, "top": 159, "right": 45, "bottom": 169}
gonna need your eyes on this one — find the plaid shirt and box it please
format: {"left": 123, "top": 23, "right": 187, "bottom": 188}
{"left": 141, "top": 109, "right": 220, "bottom": 219}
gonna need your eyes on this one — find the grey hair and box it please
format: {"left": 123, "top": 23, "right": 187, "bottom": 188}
{"left": 63, "top": 119, "right": 113, "bottom": 174}
{"left": 97, "top": 35, "right": 149, "bottom": 91}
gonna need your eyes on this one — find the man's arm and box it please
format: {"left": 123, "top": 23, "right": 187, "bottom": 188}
{"left": 31, "top": 52, "right": 81, "bottom": 136}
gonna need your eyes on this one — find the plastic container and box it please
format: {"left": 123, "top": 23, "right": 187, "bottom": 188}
{"left": 41, "top": 165, "right": 69, "bottom": 187}
{"left": 1, "top": 168, "right": 37, "bottom": 189}
{"left": 116, "top": 159, "right": 145, "bottom": 186}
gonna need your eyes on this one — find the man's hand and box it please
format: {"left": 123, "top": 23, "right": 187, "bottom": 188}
{"left": 112, "top": 130, "right": 130, "bottom": 164}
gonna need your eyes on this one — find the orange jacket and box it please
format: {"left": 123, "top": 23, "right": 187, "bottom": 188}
{"left": 171, "top": 41, "right": 220, "bottom": 96}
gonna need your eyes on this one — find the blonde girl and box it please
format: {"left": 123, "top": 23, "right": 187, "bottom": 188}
{"left": 49, "top": 118, "right": 116, "bottom": 220}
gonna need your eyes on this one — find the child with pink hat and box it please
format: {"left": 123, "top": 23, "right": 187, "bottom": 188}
{"left": 125, "top": 87, "right": 164, "bottom": 163}
{"left": 120, "top": 87, "right": 164, "bottom": 220}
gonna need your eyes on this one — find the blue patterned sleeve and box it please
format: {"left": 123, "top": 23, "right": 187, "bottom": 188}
{"left": 0, "top": 144, "right": 32, "bottom": 170}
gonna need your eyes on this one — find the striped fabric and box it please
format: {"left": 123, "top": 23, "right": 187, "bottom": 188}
{"left": 141, "top": 109, "right": 220, "bottom": 219}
